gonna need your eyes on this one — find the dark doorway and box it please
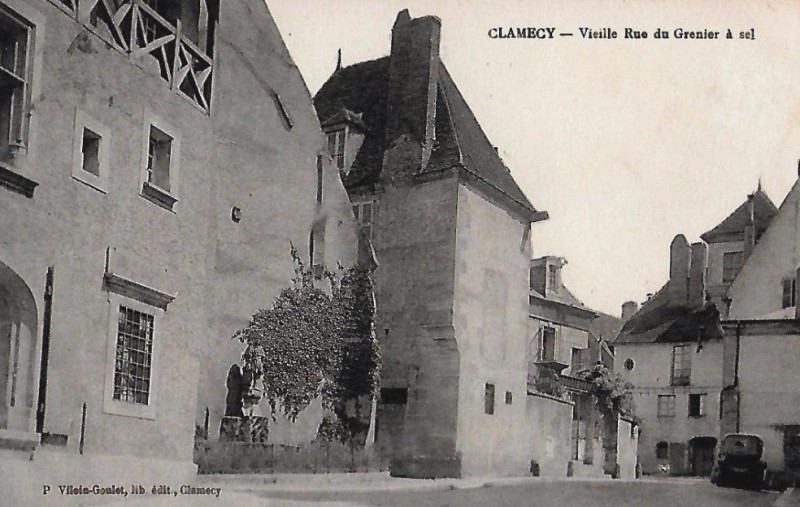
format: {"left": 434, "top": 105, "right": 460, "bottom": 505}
{"left": 689, "top": 436, "right": 717, "bottom": 476}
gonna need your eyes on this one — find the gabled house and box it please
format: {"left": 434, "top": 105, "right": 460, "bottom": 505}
{"left": 0, "top": 0, "right": 356, "bottom": 499}
{"left": 614, "top": 189, "right": 776, "bottom": 477}
{"left": 721, "top": 172, "right": 800, "bottom": 485}
{"left": 314, "top": 10, "right": 551, "bottom": 477}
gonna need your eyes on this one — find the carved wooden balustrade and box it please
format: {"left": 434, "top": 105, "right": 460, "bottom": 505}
{"left": 52, "top": 0, "right": 214, "bottom": 114}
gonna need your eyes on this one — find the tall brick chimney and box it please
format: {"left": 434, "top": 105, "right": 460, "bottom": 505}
{"left": 743, "top": 195, "right": 756, "bottom": 262}
{"left": 688, "top": 242, "right": 708, "bottom": 307}
{"left": 668, "top": 234, "right": 691, "bottom": 307}
{"left": 383, "top": 10, "right": 441, "bottom": 176}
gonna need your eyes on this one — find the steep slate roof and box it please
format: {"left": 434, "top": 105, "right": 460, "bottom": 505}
{"left": 700, "top": 189, "right": 777, "bottom": 242}
{"left": 614, "top": 286, "right": 723, "bottom": 344}
{"left": 314, "top": 59, "right": 537, "bottom": 213}
{"left": 590, "top": 312, "right": 624, "bottom": 343}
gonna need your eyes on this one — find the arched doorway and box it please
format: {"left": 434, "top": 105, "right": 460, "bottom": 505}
{"left": 689, "top": 436, "right": 717, "bottom": 477}
{"left": 0, "top": 262, "right": 38, "bottom": 432}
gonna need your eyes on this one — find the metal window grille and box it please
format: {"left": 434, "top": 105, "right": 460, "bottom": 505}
{"left": 114, "top": 306, "right": 154, "bottom": 405}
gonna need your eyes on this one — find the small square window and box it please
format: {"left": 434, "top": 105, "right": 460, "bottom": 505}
{"left": 722, "top": 251, "right": 743, "bottom": 283}
{"left": 71, "top": 110, "right": 110, "bottom": 192}
{"left": 484, "top": 383, "right": 495, "bottom": 415}
{"left": 505, "top": 391, "right": 513, "bottom": 405}
{"left": 657, "top": 394, "right": 675, "bottom": 418}
{"left": 688, "top": 393, "right": 706, "bottom": 418}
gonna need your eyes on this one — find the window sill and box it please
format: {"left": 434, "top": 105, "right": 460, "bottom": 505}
{"left": 71, "top": 171, "right": 108, "bottom": 194}
{"left": 103, "top": 398, "right": 156, "bottom": 420}
{"left": 141, "top": 181, "right": 178, "bottom": 211}
{"left": 0, "top": 161, "right": 38, "bottom": 198}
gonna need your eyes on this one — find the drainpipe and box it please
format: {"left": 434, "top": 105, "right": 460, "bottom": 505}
{"left": 734, "top": 321, "right": 741, "bottom": 433}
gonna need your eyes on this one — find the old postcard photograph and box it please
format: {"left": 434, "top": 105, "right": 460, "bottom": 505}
{"left": 1, "top": 0, "right": 799, "bottom": 505}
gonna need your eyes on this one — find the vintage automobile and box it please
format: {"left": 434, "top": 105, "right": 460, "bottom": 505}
{"left": 710, "top": 433, "right": 767, "bottom": 489}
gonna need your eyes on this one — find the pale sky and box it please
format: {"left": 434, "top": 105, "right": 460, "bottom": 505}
{"left": 267, "top": 0, "right": 800, "bottom": 316}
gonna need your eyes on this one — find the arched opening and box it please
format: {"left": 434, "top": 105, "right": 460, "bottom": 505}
{"left": 689, "top": 436, "right": 717, "bottom": 477}
{"left": 0, "top": 261, "right": 38, "bottom": 432}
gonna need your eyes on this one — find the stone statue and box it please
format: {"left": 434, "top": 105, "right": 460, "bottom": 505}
{"left": 224, "top": 364, "right": 244, "bottom": 417}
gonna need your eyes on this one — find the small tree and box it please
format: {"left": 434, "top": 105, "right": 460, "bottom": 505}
{"left": 234, "top": 246, "right": 380, "bottom": 438}
{"left": 234, "top": 247, "right": 344, "bottom": 420}
{"left": 577, "top": 364, "right": 637, "bottom": 420}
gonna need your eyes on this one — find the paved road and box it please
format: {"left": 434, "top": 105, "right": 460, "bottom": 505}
{"left": 251, "top": 479, "right": 780, "bottom": 507}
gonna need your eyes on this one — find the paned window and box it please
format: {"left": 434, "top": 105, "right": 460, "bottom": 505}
{"left": 657, "top": 395, "right": 675, "bottom": 418}
{"left": 147, "top": 126, "right": 173, "bottom": 192}
{"left": 671, "top": 344, "right": 691, "bottom": 386}
{"left": 113, "top": 306, "right": 154, "bottom": 405}
{"left": 327, "top": 129, "right": 345, "bottom": 169}
{"left": 352, "top": 201, "right": 375, "bottom": 240}
{"left": 0, "top": 6, "right": 31, "bottom": 153}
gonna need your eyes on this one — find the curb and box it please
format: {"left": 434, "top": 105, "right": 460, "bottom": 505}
{"left": 773, "top": 487, "right": 797, "bottom": 507}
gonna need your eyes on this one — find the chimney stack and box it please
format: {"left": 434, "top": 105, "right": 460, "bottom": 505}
{"left": 621, "top": 301, "right": 638, "bottom": 320}
{"left": 688, "top": 242, "right": 708, "bottom": 307}
{"left": 668, "top": 235, "right": 691, "bottom": 307}
{"left": 743, "top": 195, "right": 756, "bottom": 261}
{"left": 383, "top": 10, "right": 441, "bottom": 175}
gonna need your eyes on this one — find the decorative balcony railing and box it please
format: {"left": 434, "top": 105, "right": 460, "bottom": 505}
{"left": 52, "top": 0, "right": 214, "bottom": 114}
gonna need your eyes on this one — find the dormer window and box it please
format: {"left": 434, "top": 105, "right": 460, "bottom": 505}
{"left": 327, "top": 129, "right": 346, "bottom": 170}
{"left": 548, "top": 265, "right": 558, "bottom": 292}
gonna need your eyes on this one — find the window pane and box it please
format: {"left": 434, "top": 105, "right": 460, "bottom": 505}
{"left": 113, "top": 305, "right": 155, "bottom": 405}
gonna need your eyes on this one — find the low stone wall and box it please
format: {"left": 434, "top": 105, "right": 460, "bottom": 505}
{"left": 194, "top": 439, "right": 388, "bottom": 475}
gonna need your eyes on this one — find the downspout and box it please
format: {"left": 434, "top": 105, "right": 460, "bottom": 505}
{"left": 734, "top": 321, "right": 741, "bottom": 433}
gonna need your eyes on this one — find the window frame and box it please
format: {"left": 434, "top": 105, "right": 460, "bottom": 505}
{"left": 670, "top": 344, "right": 692, "bottom": 386}
{"left": 688, "top": 393, "right": 706, "bottom": 418}
{"left": 783, "top": 278, "right": 796, "bottom": 309}
{"left": 656, "top": 441, "right": 669, "bottom": 460}
{"left": 352, "top": 200, "right": 376, "bottom": 241}
{"left": 0, "top": 3, "right": 33, "bottom": 155}
{"left": 327, "top": 128, "right": 346, "bottom": 170}
{"left": 71, "top": 109, "right": 110, "bottom": 192}
{"left": 484, "top": 383, "right": 495, "bottom": 415}
{"left": 721, "top": 251, "right": 743, "bottom": 283}
{"left": 657, "top": 394, "right": 676, "bottom": 418}
{"left": 103, "top": 293, "right": 162, "bottom": 420}
{"left": 541, "top": 326, "right": 557, "bottom": 362}
{"left": 139, "top": 110, "right": 180, "bottom": 211}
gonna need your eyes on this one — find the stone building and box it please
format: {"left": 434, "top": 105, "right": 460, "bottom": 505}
{"left": 0, "top": 0, "right": 356, "bottom": 496}
{"left": 528, "top": 256, "right": 631, "bottom": 478}
{"left": 314, "top": 10, "right": 551, "bottom": 477}
{"left": 614, "top": 189, "right": 776, "bottom": 476}
{"left": 721, "top": 173, "right": 800, "bottom": 483}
